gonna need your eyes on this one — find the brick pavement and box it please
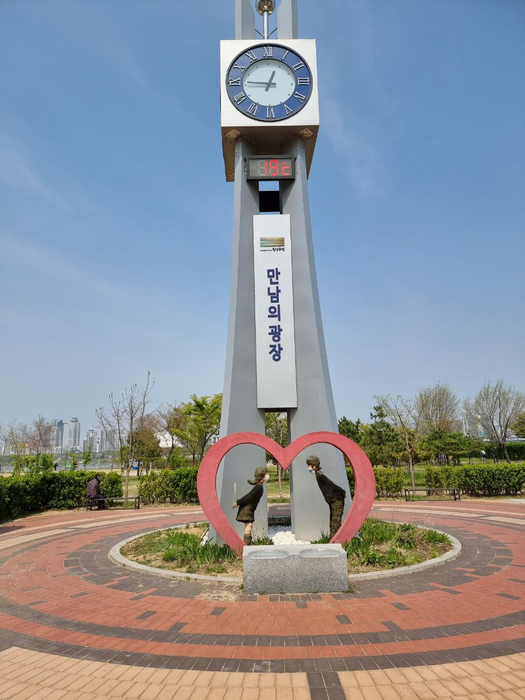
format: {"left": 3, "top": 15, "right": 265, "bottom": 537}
{"left": 0, "top": 500, "right": 524, "bottom": 698}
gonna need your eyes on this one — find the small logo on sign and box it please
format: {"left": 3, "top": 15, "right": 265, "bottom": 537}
{"left": 260, "top": 237, "right": 285, "bottom": 252}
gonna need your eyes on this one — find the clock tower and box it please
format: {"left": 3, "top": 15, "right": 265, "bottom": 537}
{"left": 209, "top": 0, "right": 349, "bottom": 544}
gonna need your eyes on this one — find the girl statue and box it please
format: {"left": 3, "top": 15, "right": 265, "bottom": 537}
{"left": 232, "top": 466, "right": 269, "bottom": 545}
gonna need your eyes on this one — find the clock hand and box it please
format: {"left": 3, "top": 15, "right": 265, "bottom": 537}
{"left": 265, "top": 70, "right": 276, "bottom": 92}
{"left": 246, "top": 81, "right": 277, "bottom": 86}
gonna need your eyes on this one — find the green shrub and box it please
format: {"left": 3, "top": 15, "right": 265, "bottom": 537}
{"left": 139, "top": 468, "right": 199, "bottom": 505}
{"left": 424, "top": 464, "right": 525, "bottom": 497}
{"left": 346, "top": 466, "right": 405, "bottom": 498}
{"left": 100, "top": 472, "right": 123, "bottom": 499}
{"left": 0, "top": 471, "right": 123, "bottom": 521}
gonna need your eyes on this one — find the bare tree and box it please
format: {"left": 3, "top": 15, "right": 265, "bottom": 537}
{"left": 96, "top": 372, "right": 154, "bottom": 496}
{"left": 32, "top": 415, "right": 53, "bottom": 456}
{"left": 416, "top": 384, "right": 460, "bottom": 434}
{"left": 464, "top": 380, "right": 525, "bottom": 463}
{"left": 375, "top": 394, "right": 425, "bottom": 488}
{"left": 0, "top": 423, "right": 16, "bottom": 473}
{"left": 0, "top": 421, "right": 40, "bottom": 470}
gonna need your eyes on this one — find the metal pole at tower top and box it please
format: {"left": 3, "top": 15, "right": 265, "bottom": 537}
{"left": 235, "top": 0, "right": 298, "bottom": 41}
{"left": 256, "top": 1, "right": 275, "bottom": 40}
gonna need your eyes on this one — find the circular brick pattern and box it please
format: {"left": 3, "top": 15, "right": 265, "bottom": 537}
{"left": 0, "top": 501, "right": 524, "bottom": 675}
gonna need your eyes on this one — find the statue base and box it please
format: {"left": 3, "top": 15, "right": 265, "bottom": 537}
{"left": 243, "top": 544, "right": 348, "bottom": 594}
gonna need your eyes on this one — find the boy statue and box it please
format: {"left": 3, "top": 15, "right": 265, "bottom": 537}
{"left": 232, "top": 466, "right": 269, "bottom": 545}
{"left": 306, "top": 455, "right": 346, "bottom": 539}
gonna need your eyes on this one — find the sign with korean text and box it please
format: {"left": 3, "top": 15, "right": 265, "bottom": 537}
{"left": 253, "top": 215, "right": 297, "bottom": 409}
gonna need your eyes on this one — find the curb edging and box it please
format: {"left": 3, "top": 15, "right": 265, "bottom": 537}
{"left": 109, "top": 521, "right": 462, "bottom": 586}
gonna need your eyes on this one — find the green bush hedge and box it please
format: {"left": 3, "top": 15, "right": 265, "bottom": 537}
{"left": 139, "top": 468, "right": 199, "bottom": 505}
{"left": 425, "top": 464, "right": 525, "bottom": 496}
{"left": 346, "top": 466, "right": 405, "bottom": 498}
{"left": 0, "top": 471, "right": 123, "bottom": 521}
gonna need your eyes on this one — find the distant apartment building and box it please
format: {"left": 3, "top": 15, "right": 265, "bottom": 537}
{"left": 50, "top": 419, "right": 65, "bottom": 454}
{"left": 83, "top": 429, "right": 97, "bottom": 453}
{"left": 67, "top": 418, "right": 81, "bottom": 450}
{"left": 99, "top": 428, "right": 120, "bottom": 453}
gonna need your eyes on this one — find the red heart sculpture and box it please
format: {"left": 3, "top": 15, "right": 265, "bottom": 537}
{"left": 197, "top": 431, "right": 375, "bottom": 555}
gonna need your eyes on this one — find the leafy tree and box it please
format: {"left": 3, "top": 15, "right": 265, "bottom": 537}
{"left": 265, "top": 412, "right": 288, "bottom": 448}
{"left": 419, "top": 430, "right": 468, "bottom": 465}
{"left": 338, "top": 416, "right": 363, "bottom": 444}
{"left": 464, "top": 432, "right": 485, "bottom": 464}
{"left": 265, "top": 412, "right": 288, "bottom": 498}
{"left": 511, "top": 412, "right": 525, "bottom": 439}
{"left": 82, "top": 445, "right": 92, "bottom": 469}
{"left": 12, "top": 453, "right": 55, "bottom": 476}
{"left": 156, "top": 403, "right": 182, "bottom": 467}
{"left": 172, "top": 394, "right": 222, "bottom": 464}
{"left": 168, "top": 447, "right": 188, "bottom": 470}
{"left": 359, "top": 407, "right": 402, "bottom": 468}
{"left": 131, "top": 418, "right": 162, "bottom": 476}
{"left": 464, "top": 381, "right": 525, "bottom": 463}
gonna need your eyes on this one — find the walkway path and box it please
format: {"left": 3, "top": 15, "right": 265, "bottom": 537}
{"left": 0, "top": 500, "right": 525, "bottom": 699}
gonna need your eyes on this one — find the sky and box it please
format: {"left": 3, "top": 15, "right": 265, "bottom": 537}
{"left": 1, "top": 0, "right": 524, "bottom": 439}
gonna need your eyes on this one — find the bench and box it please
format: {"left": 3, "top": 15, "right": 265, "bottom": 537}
{"left": 404, "top": 488, "right": 460, "bottom": 502}
{"left": 86, "top": 496, "right": 140, "bottom": 511}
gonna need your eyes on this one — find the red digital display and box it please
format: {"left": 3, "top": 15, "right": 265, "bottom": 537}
{"left": 247, "top": 157, "right": 295, "bottom": 180}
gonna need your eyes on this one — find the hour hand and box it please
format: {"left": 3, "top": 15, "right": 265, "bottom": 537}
{"left": 265, "top": 71, "right": 276, "bottom": 92}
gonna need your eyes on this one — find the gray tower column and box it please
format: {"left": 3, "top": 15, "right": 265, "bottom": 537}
{"left": 281, "top": 139, "right": 350, "bottom": 541}
{"left": 208, "top": 138, "right": 268, "bottom": 546}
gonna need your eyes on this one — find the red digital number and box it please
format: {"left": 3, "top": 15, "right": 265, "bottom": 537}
{"left": 282, "top": 161, "right": 291, "bottom": 177}
{"left": 267, "top": 159, "right": 279, "bottom": 177}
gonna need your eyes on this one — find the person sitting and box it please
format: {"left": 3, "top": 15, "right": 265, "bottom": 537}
{"left": 86, "top": 474, "right": 107, "bottom": 509}
{"left": 306, "top": 455, "right": 346, "bottom": 540}
{"left": 232, "top": 466, "right": 269, "bottom": 545}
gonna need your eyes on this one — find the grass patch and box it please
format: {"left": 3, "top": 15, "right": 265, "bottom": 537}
{"left": 342, "top": 519, "right": 450, "bottom": 572}
{"left": 122, "top": 518, "right": 451, "bottom": 577}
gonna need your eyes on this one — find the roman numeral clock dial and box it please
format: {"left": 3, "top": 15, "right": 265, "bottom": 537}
{"left": 226, "top": 44, "right": 313, "bottom": 122}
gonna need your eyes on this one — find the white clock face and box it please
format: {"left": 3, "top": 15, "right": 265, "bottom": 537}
{"left": 243, "top": 59, "right": 296, "bottom": 107}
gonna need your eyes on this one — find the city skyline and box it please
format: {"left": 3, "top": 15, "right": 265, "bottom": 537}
{"left": 1, "top": 0, "right": 524, "bottom": 431}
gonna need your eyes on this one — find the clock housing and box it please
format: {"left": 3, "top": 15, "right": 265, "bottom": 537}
{"left": 226, "top": 44, "right": 313, "bottom": 122}
{"left": 221, "top": 39, "right": 319, "bottom": 182}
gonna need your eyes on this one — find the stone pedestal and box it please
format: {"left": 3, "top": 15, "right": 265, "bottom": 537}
{"left": 243, "top": 544, "right": 348, "bottom": 594}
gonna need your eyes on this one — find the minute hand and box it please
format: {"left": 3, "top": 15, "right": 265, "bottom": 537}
{"left": 247, "top": 81, "right": 276, "bottom": 86}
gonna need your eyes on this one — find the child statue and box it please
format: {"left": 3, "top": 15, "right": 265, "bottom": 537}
{"left": 232, "top": 466, "right": 269, "bottom": 546}
{"left": 306, "top": 455, "right": 346, "bottom": 539}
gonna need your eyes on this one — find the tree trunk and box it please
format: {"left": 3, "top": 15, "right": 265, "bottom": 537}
{"left": 503, "top": 443, "right": 511, "bottom": 464}
{"left": 408, "top": 452, "right": 415, "bottom": 488}
{"left": 125, "top": 467, "right": 130, "bottom": 498}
